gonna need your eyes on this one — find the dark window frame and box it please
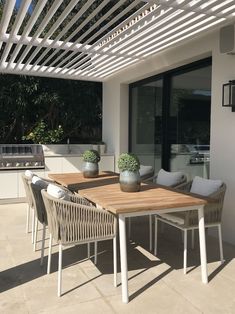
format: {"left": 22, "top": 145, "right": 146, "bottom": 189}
{"left": 129, "top": 57, "right": 212, "bottom": 171}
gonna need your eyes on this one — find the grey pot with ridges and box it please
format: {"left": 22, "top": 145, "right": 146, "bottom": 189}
{"left": 83, "top": 161, "right": 99, "bottom": 178}
{"left": 119, "top": 170, "right": 141, "bottom": 192}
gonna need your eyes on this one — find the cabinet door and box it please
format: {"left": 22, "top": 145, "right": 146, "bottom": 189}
{"left": 0, "top": 172, "right": 18, "bottom": 199}
{"left": 62, "top": 157, "right": 83, "bottom": 173}
{"left": 44, "top": 157, "right": 63, "bottom": 178}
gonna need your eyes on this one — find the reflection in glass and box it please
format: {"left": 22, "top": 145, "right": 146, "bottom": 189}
{"left": 130, "top": 80, "right": 163, "bottom": 171}
{"left": 169, "top": 66, "right": 212, "bottom": 179}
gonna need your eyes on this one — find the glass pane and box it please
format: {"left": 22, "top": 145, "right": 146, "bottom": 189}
{"left": 130, "top": 79, "right": 163, "bottom": 172}
{"left": 169, "top": 66, "right": 211, "bottom": 179}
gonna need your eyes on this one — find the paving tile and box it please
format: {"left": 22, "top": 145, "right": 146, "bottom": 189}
{"left": 1, "top": 202, "right": 235, "bottom": 314}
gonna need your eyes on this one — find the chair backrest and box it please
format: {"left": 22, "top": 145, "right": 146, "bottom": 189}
{"left": 30, "top": 182, "right": 49, "bottom": 225}
{"left": 155, "top": 169, "right": 187, "bottom": 188}
{"left": 178, "top": 179, "right": 227, "bottom": 226}
{"left": 139, "top": 165, "right": 154, "bottom": 181}
{"left": 41, "top": 190, "right": 116, "bottom": 246}
{"left": 21, "top": 174, "right": 34, "bottom": 208}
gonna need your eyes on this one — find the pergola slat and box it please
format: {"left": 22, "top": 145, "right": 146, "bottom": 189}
{"left": 0, "top": 0, "right": 234, "bottom": 81}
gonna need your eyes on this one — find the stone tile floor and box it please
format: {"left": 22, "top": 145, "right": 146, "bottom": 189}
{"left": 1, "top": 203, "right": 235, "bottom": 313}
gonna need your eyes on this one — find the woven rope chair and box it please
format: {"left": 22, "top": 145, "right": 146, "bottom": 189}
{"left": 129, "top": 171, "right": 187, "bottom": 251}
{"left": 41, "top": 190, "right": 117, "bottom": 297}
{"left": 30, "top": 182, "right": 49, "bottom": 265}
{"left": 31, "top": 183, "right": 93, "bottom": 273}
{"left": 21, "top": 174, "right": 35, "bottom": 243}
{"left": 154, "top": 180, "right": 226, "bottom": 274}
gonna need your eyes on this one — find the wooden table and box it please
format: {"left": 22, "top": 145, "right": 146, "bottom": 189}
{"left": 49, "top": 172, "right": 209, "bottom": 304}
{"left": 48, "top": 171, "right": 119, "bottom": 191}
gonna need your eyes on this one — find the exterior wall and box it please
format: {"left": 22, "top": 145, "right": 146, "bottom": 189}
{"left": 102, "top": 30, "right": 235, "bottom": 244}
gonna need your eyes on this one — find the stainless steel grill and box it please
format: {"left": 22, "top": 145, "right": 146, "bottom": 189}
{"left": 0, "top": 144, "right": 45, "bottom": 170}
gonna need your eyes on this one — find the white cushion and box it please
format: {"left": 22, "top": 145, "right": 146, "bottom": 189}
{"left": 156, "top": 169, "right": 184, "bottom": 187}
{"left": 47, "top": 184, "right": 70, "bottom": 201}
{"left": 25, "top": 170, "right": 34, "bottom": 179}
{"left": 32, "top": 176, "right": 48, "bottom": 189}
{"left": 158, "top": 213, "right": 185, "bottom": 225}
{"left": 190, "top": 176, "right": 222, "bottom": 196}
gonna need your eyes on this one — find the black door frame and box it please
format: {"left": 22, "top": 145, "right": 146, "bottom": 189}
{"left": 129, "top": 57, "right": 212, "bottom": 171}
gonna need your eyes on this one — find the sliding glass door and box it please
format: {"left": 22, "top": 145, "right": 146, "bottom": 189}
{"left": 129, "top": 58, "right": 212, "bottom": 179}
{"left": 169, "top": 66, "right": 211, "bottom": 179}
{"left": 130, "top": 79, "right": 163, "bottom": 172}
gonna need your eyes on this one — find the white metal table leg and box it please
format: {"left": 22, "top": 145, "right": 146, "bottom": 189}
{"left": 183, "top": 229, "right": 187, "bottom": 274}
{"left": 119, "top": 214, "right": 129, "bottom": 304}
{"left": 113, "top": 236, "right": 117, "bottom": 287}
{"left": 154, "top": 217, "right": 158, "bottom": 256}
{"left": 198, "top": 206, "right": 208, "bottom": 284}
{"left": 149, "top": 215, "right": 152, "bottom": 251}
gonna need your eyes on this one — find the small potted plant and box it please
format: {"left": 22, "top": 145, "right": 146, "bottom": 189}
{"left": 118, "top": 153, "right": 141, "bottom": 192}
{"left": 82, "top": 149, "right": 100, "bottom": 178}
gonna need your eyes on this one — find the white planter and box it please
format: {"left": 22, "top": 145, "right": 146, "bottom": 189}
{"left": 99, "top": 144, "right": 106, "bottom": 154}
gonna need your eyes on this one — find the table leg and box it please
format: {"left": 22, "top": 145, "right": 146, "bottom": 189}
{"left": 198, "top": 206, "right": 208, "bottom": 284}
{"left": 119, "top": 214, "right": 129, "bottom": 303}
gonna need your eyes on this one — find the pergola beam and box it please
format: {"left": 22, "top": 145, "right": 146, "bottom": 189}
{"left": 0, "top": 0, "right": 234, "bottom": 81}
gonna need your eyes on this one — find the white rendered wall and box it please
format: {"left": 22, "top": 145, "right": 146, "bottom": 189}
{"left": 103, "top": 30, "right": 235, "bottom": 244}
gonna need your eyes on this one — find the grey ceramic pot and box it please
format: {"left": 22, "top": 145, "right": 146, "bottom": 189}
{"left": 119, "top": 170, "right": 141, "bottom": 192}
{"left": 83, "top": 162, "right": 99, "bottom": 178}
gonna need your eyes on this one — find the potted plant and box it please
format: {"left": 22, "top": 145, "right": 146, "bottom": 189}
{"left": 118, "top": 153, "right": 141, "bottom": 192}
{"left": 82, "top": 149, "right": 100, "bottom": 178}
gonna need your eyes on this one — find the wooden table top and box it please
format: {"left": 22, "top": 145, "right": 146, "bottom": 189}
{"left": 49, "top": 172, "right": 209, "bottom": 215}
{"left": 48, "top": 171, "right": 119, "bottom": 191}
{"left": 79, "top": 183, "right": 209, "bottom": 214}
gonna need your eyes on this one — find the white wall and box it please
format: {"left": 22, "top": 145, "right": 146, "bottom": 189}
{"left": 103, "top": 29, "right": 235, "bottom": 245}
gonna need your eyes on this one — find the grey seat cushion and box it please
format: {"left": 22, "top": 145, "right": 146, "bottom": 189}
{"left": 156, "top": 169, "right": 184, "bottom": 187}
{"left": 190, "top": 176, "right": 222, "bottom": 196}
{"left": 139, "top": 165, "right": 154, "bottom": 180}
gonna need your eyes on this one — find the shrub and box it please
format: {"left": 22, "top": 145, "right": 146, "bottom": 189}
{"left": 22, "top": 120, "right": 63, "bottom": 144}
{"left": 82, "top": 149, "right": 100, "bottom": 163}
{"left": 118, "top": 153, "right": 140, "bottom": 172}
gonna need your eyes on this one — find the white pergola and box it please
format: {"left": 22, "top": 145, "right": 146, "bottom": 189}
{"left": 0, "top": 0, "right": 234, "bottom": 82}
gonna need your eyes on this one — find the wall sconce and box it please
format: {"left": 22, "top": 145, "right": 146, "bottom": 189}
{"left": 222, "top": 80, "right": 235, "bottom": 112}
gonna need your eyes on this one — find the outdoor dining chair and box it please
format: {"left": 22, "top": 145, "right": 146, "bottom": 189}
{"left": 41, "top": 189, "right": 117, "bottom": 297}
{"left": 30, "top": 178, "right": 49, "bottom": 265}
{"left": 154, "top": 176, "right": 226, "bottom": 274}
{"left": 129, "top": 168, "right": 187, "bottom": 251}
{"left": 21, "top": 172, "right": 35, "bottom": 243}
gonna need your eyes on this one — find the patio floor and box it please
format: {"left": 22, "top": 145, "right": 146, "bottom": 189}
{"left": 1, "top": 203, "right": 235, "bottom": 314}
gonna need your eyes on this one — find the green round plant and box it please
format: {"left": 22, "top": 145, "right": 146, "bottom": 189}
{"left": 82, "top": 149, "right": 100, "bottom": 163}
{"left": 118, "top": 153, "right": 140, "bottom": 172}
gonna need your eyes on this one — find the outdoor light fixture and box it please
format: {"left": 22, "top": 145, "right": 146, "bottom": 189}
{"left": 222, "top": 80, "right": 235, "bottom": 112}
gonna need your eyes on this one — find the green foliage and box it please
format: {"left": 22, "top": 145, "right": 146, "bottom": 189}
{"left": 118, "top": 153, "right": 140, "bottom": 172}
{"left": 82, "top": 150, "right": 100, "bottom": 163}
{"left": 22, "top": 120, "right": 63, "bottom": 144}
{"left": 0, "top": 74, "right": 102, "bottom": 144}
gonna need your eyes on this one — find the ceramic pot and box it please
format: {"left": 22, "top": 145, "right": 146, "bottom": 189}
{"left": 83, "top": 161, "right": 99, "bottom": 178}
{"left": 119, "top": 170, "right": 141, "bottom": 192}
